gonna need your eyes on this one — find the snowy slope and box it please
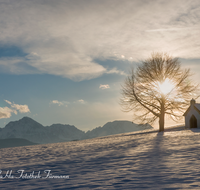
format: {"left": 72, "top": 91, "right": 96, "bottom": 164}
{"left": 1, "top": 128, "right": 200, "bottom": 189}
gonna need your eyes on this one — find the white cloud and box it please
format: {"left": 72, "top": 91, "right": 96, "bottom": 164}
{"left": 99, "top": 84, "right": 110, "bottom": 90}
{"left": 5, "top": 100, "right": 30, "bottom": 113}
{"left": 25, "top": 52, "right": 40, "bottom": 60}
{"left": 73, "top": 99, "right": 87, "bottom": 104}
{"left": 11, "top": 104, "right": 30, "bottom": 113}
{"left": 0, "top": 0, "right": 199, "bottom": 80}
{"left": 106, "top": 68, "right": 126, "bottom": 76}
{"left": 78, "top": 99, "right": 86, "bottom": 104}
{"left": 0, "top": 100, "right": 30, "bottom": 119}
{"left": 51, "top": 99, "right": 86, "bottom": 106}
{"left": 5, "top": 100, "right": 12, "bottom": 105}
{"left": 50, "top": 100, "right": 69, "bottom": 107}
{"left": 0, "top": 107, "right": 13, "bottom": 119}
{"left": 51, "top": 100, "right": 63, "bottom": 106}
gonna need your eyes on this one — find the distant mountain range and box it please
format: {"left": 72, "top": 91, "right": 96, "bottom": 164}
{"left": 85, "top": 121, "right": 152, "bottom": 139}
{"left": 0, "top": 117, "right": 85, "bottom": 144}
{"left": 0, "top": 117, "right": 153, "bottom": 147}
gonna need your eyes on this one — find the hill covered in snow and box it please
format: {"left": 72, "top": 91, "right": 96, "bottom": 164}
{"left": 1, "top": 128, "right": 200, "bottom": 189}
{"left": 0, "top": 117, "right": 152, "bottom": 144}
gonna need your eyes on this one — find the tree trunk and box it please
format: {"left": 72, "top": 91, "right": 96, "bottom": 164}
{"left": 159, "top": 113, "right": 165, "bottom": 132}
{"left": 159, "top": 100, "right": 165, "bottom": 132}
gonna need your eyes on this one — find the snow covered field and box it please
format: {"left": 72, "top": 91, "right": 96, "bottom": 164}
{"left": 1, "top": 128, "right": 200, "bottom": 189}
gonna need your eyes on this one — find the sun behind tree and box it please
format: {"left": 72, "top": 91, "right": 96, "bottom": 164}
{"left": 120, "top": 52, "right": 199, "bottom": 131}
{"left": 157, "top": 78, "right": 175, "bottom": 95}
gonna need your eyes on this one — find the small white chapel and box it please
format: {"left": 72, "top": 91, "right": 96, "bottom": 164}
{"left": 184, "top": 99, "right": 200, "bottom": 128}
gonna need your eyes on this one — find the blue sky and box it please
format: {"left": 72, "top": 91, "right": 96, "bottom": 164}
{"left": 0, "top": 0, "right": 200, "bottom": 131}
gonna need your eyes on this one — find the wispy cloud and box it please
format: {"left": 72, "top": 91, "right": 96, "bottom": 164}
{"left": 99, "top": 84, "right": 110, "bottom": 90}
{"left": 145, "top": 27, "right": 197, "bottom": 32}
{"left": 78, "top": 99, "right": 86, "bottom": 104}
{"left": 4, "top": 100, "right": 12, "bottom": 105}
{"left": 51, "top": 99, "right": 86, "bottom": 106}
{"left": 73, "top": 99, "right": 87, "bottom": 104}
{"left": 0, "top": 0, "right": 199, "bottom": 80}
{"left": 5, "top": 100, "right": 30, "bottom": 113}
{"left": 0, "top": 100, "right": 30, "bottom": 119}
{"left": 50, "top": 100, "right": 69, "bottom": 107}
{"left": 11, "top": 104, "right": 30, "bottom": 113}
{"left": 106, "top": 68, "right": 126, "bottom": 76}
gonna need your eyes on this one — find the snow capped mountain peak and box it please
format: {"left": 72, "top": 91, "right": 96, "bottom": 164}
{"left": 19, "top": 116, "right": 36, "bottom": 122}
{"left": 5, "top": 116, "right": 43, "bottom": 130}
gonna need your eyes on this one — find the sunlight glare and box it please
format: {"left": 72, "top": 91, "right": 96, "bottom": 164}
{"left": 158, "top": 78, "right": 175, "bottom": 95}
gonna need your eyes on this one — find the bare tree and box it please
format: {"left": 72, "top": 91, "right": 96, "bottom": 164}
{"left": 120, "top": 52, "right": 199, "bottom": 131}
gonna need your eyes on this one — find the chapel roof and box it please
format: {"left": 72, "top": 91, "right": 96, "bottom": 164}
{"left": 183, "top": 101, "right": 200, "bottom": 116}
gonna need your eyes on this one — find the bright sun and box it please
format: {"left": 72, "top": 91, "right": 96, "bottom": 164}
{"left": 157, "top": 78, "right": 175, "bottom": 95}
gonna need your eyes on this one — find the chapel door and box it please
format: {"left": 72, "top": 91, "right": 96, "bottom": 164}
{"left": 190, "top": 115, "right": 197, "bottom": 128}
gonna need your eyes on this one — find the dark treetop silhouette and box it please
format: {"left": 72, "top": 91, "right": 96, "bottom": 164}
{"left": 120, "top": 52, "right": 199, "bottom": 131}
